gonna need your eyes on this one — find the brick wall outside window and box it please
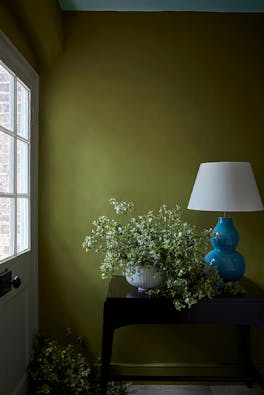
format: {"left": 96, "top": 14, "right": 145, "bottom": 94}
{"left": 0, "top": 71, "right": 11, "bottom": 260}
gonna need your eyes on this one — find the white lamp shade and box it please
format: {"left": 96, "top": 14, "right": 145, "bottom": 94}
{"left": 188, "top": 162, "right": 264, "bottom": 212}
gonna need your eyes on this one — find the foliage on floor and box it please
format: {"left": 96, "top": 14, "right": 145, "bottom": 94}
{"left": 27, "top": 329, "right": 131, "bottom": 395}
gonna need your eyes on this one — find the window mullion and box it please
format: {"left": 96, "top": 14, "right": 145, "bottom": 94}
{"left": 17, "top": 135, "right": 30, "bottom": 144}
{"left": 14, "top": 75, "right": 17, "bottom": 256}
{"left": 0, "top": 125, "right": 15, "bottom": 136}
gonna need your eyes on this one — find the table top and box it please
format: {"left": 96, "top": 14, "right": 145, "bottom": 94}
{"left": 104, "top": 276, "right": 264, "bottom": 328}
{"left": 107, "top": 275, "right": 264, "bottom": 301}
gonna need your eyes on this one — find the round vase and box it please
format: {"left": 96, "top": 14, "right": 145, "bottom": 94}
{"left": 125, "top": 266, "right": 164, "bottom": 292}
{"left": 205, "top": 217, "right": 245, "bottom": 282}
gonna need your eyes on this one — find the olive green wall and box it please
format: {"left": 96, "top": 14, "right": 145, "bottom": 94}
{"left": 6, "top": 0, "right": 63, "bottom": 68}
{"left": 39, "top": 11, "right": 264, "bottom": 374}
{"left": 0, "top": 0, "right": 37, "bottom": 68}
{"left": 1, "top": 3, "right": 264, "bottom": 376}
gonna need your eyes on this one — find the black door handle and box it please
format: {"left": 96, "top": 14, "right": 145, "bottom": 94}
{"left": 0, "top": 269, "right": 21, "bottom": 297}
{"left": 11, "top": 276, "right": 21, "bottom": 289}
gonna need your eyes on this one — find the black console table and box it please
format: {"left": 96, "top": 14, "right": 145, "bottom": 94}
{"left": 100, "top": 275, "right": 264, "bottom": 395}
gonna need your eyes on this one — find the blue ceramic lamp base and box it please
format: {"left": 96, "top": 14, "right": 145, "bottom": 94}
{"left": 205, "top": 217, "right": 245, "bottom": 282}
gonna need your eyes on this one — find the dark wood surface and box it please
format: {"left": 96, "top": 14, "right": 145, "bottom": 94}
{"left": 105, "top": 276, "right": 264, "bottom": 329}
{"left": 100, "top": 276, "right": 264, "bottom": 395}
{"left": 108, "top": 275, "right": 264, "bottom": 299}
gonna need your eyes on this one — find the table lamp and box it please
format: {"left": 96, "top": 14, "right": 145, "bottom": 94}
{"left": 188, "top": 162, "right": 263, "bottom": 282}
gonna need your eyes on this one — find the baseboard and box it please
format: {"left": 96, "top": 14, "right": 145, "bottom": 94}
{"left": 108, "top": 362, "right": 252, "bottom": 381}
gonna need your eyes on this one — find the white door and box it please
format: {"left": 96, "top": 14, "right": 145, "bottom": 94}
{"left": 0, "top": 31, "right": 38, "bottom": 395}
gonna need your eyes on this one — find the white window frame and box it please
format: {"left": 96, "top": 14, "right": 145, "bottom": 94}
{"left": 0, "top": 60, "right": 31, "bottom": 263}
{"left": 0, "top": 30, "right": 39, "bottom": 267}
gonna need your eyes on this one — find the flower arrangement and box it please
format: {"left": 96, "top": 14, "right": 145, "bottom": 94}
{"left": 83, "top": 199, "right": 217, "bottom": 309}
{"left": 83, "top": 199, "right": 244, "bottom": 310}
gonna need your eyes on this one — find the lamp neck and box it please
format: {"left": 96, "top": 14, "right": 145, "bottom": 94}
{"left": 217, "top": 216, "right": 233, "bottom": 225}
{"left": 222, "top": 212, "right": 232, "bottom": 218}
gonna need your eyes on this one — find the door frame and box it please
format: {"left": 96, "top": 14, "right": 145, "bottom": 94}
{"left": 0, "top": 29, "right": 39, "bottom": 339}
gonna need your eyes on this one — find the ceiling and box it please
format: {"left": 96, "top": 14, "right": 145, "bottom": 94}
{"left": 58, "top": 0, "right": 264, "bottom": 12}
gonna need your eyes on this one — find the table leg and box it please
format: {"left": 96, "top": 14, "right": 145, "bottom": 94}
{"left": 101, "top": 306, "right": 114, "bottom": 395}
{"left": 239, "top": 325, "right": 253, "bottom": 387}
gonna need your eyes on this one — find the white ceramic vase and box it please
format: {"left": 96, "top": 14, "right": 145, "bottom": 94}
{"left": 125, "top": 265, "right": 165, "bottom": 292}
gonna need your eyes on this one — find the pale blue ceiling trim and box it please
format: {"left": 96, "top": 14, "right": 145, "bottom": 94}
{"left": 58, "top": 0, "right": 264, "bottom": 12}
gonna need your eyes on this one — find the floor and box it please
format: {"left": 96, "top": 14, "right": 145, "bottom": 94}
{"left": 131, "top": 385, "right": 264, "bottom": 394}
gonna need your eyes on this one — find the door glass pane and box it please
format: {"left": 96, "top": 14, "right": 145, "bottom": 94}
{"left": 17, "top": 140, "right": 29, "bottom": 193}
{"left": 0, "top": 64, "right": 14, "bottom": 131}
{"left": 17, "top": 80, "right": 29, "bottom": 139}
{"left": 0, "top": 197, "right": 15, "bottom": 260}
{"left": 0, "top": 131, "right": 14, "bottom": 193}
{"left": 17, "top": 198, "right": 29, "bottom": 253}
{"left": 0, "top": 59, "right": 32, "bottom": 263}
